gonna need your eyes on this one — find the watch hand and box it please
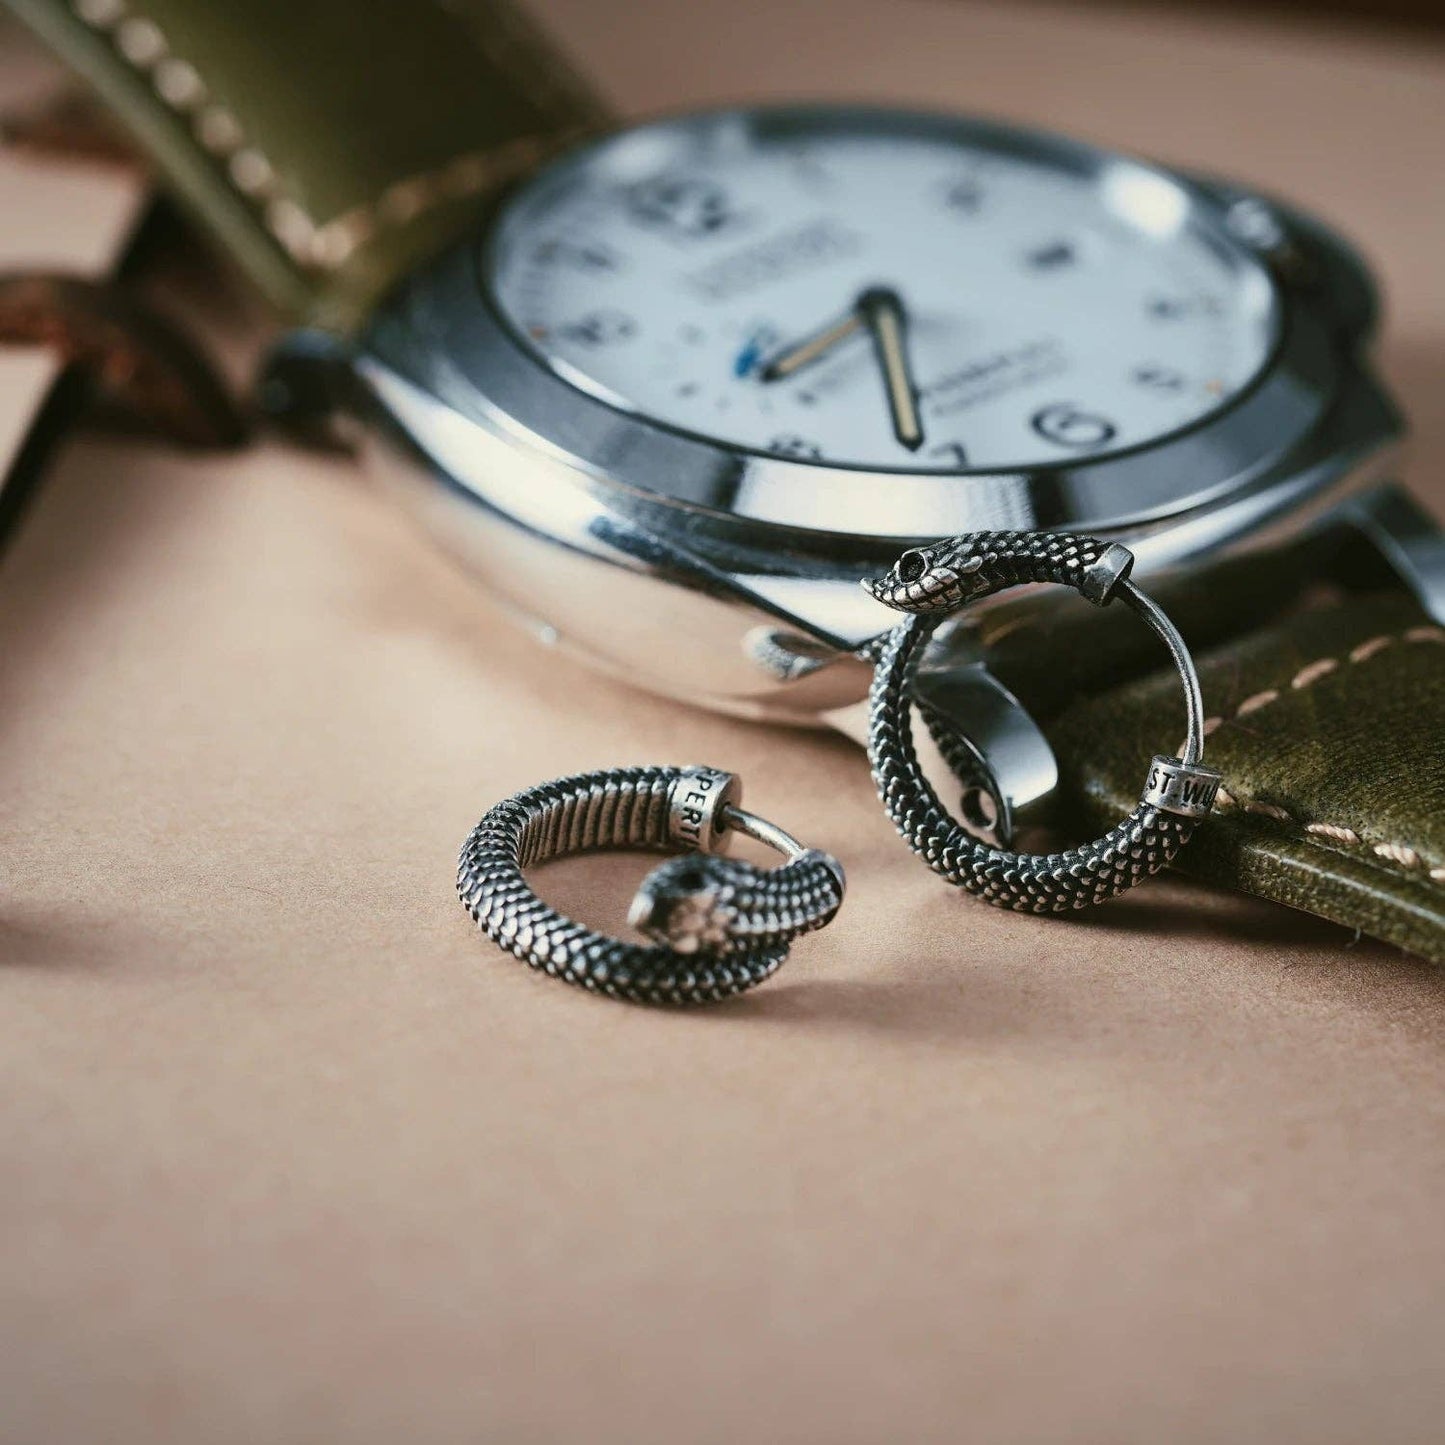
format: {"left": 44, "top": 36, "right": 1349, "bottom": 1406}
{"left": 859, "top": 286, "right": 925, "bottom": 452}
{"left": 758, "top": 308, "right": 863, "bottom": 381}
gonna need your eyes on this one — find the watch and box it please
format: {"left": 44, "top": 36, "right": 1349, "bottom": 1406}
{"left": 8, "top": 0, "right": 1442, "bottom": 959}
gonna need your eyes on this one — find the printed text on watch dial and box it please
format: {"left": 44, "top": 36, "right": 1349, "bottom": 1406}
{"left": 489, "top": 121, "right": 1276, "bottom": 472}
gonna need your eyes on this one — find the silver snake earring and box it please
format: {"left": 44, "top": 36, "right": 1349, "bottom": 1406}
{"left": 865, "top": 529, "right": 1222, "bottom": 912}
{"left": 457, "top": 766, "right": 845, "bottom": 1005}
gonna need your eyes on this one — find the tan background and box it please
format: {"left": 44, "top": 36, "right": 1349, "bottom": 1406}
{"left": 3, "top": 1, "right": 1445, "bottom": 1441}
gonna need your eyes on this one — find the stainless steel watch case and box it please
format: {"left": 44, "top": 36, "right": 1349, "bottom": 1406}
{"left": 263, "top": 104, "right": 1438, "bottom": 836}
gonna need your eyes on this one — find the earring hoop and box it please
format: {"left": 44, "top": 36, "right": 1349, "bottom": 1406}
{"left": 865, "top": 530, "right": 1221, "bottom": 912}
{"left": 458, "top": 765, "right": 845, "bottom": 1005}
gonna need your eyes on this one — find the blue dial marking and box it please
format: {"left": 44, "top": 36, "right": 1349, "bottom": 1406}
{"left": 732, "top": 326, "right": 774, "bottom": 378}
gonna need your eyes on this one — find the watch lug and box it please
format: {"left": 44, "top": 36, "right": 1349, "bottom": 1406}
{"left": 1337, "top": 484, "right": 1445, "bottom": 624}
{"left": 823, "top": 624, "right": 1060, "bottom": 850}
{"left": 911, "top": 648, "right": 1060, "bottom": 848}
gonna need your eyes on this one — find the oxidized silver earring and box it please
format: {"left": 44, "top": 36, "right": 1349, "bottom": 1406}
{"left": 865, "top": 529, "right": 1222, "bottom": 912}
{"left": 457, "top": 765, "right": 845, "bottom": 1005}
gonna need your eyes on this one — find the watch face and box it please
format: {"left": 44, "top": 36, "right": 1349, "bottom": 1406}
{"left": 485, "top": 108, "right": 1279, "bottom": 475}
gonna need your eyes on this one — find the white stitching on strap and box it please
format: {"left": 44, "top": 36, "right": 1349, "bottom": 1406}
{"left": 1291, "top": 657, "right": 1338, "bottom": 689}
{"left": 1236, "top": 688, "right": 1280, "bottom": 716}
{"left": 1242, "top": 798, "right": 1292, "bottom": 822}
{"left": 1349, "top": 635, "right": 1393, "bottom": 663}
{"left": 1212, "top": 622, "right": 1443, "bottom": 728}
{"left": 69, "top": 0, "right": 317, "bottom": 257}
{"left": 1202, "top": 622, "right": 1444, "bottom": 887}
{"left": 68, "top": 0, "right": 581, "bottom": 273}
{"left": 1212, "top": 789, "right": 1442, "bottom": 884}
{"left": 305, "top": 131, "right": 577, "bottom": 269}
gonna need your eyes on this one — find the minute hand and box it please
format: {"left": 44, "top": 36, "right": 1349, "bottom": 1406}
{"left": 859, "top": 286, "right": 924, "bottom": 452}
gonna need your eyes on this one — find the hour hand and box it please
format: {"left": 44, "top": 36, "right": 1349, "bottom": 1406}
{"left": 858, "top": 286, "right": 924, "bottom": 451}
{"left": 758, "top": 308, "right": 863, "bottom": 382}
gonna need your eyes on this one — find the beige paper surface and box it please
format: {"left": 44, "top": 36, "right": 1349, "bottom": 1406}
{"left": 2, "top": 3, "right": 1443, "bottom": 1441}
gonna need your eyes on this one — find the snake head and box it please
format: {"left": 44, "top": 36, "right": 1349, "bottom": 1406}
{"left": 628, "top": 855, "right": 740, "bottom": 955}
{"left": 863, "top": 542, "right": 986, "bottom": 614}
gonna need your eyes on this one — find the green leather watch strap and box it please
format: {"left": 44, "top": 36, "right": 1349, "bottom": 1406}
{"left": 3, "top": 0, "right": 608, "bottom": 327}
{"left": 1051, "top": 591, "right": 1445, "bottom": 961}
{"left": 977, "top": 535, "right": 1348, "bottom": 726}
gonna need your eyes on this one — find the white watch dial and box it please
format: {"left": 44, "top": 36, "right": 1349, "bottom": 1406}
{"left": 487, "top": 111, "right": 1278, "bottom": 473}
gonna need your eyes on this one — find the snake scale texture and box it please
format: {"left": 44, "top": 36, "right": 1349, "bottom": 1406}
{"left": 865, "top": 530, "right": 1199, "bottom": 912}
{"left": 458, "top": 766, "right": 843, "bottom": 1005}
{"left": 864, "top": 528, "right": 1113, "bottom": 614}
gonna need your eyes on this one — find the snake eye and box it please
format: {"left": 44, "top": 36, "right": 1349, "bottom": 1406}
{"left": 895, "top": 549, "right": 930, "bottom": 584}
{"left": 671, "top": 864, "right": 708, "bottom": 892}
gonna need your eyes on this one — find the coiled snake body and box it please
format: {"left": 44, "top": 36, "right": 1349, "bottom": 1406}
{"left": 864, "top": 530, "right": 1213, "bottom": 913}
{"left": 458, "top": 766, "right": 844, "bottom": 1005}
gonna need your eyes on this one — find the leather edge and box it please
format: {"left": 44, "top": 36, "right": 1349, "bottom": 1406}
{"left": 1069, "top": 774, "right": 1445, "bottom": 964}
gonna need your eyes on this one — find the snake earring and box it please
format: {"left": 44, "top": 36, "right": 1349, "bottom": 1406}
{"left": 865, "top": 530, "right": 1223, "bottom": 912}
{"left": 457, "top": 766, "right": 845, "bottom": 1005}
